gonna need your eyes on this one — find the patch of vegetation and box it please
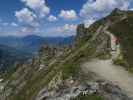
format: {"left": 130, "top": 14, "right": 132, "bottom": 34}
{"left": 113, "top": 57, "right": 133, "bottom": 73}
{"left": 62, "top": 61, "right": 80, "bottom": 79}
{"left": 62, "top": 43, "right": 95, "bottom": 79}
{"left": 71, "top": 94, "right": 104, "bottom": 100}
{"left": 113, "top": 58, "right": 127, "bottom": 67}
{"left": 96, "top": 52, "right": 111, "bottom": 60}
{"left": 112, "top": 54, "right": 133, "bottom": 73}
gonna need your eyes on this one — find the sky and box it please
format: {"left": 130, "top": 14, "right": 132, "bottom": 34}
{"left": 0, "top": 0, "right": 133, "bottom": 37}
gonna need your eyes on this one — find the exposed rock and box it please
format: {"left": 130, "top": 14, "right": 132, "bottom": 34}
{"left": 36, "top": 80, "right": 130, "bottom": 100}
{"left": 48, "top": 71, "right": 63, "bottom": 90}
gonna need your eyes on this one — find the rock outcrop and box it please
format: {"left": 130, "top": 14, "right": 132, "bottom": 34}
{"left": 36, "top": 80, "right": 130, "bottom": 100}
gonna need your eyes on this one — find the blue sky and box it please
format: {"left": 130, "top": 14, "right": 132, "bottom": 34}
{"left": 0, "top": 0, "right": 133, "bottom": 37}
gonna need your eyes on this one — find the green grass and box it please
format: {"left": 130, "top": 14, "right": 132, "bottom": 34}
{"left": 112, "top": 54, "right": 133, "bottom": 74}
{"left": 71, "top": 94, "right": 104, "bottom": 100}
{"left": 113, "top": 58, "right": 127, "bottom": 67}
{"left": 62, "top": 42, "right": 95, "bottom": 79}
{"left": 96, "top": 52, "right": 111, "bottom": 60}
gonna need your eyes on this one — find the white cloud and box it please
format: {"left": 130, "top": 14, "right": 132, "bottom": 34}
{"left": 2, "top": 22, "right": 9, "bottom": 26}
{"left": 1, "top": 22, "right": 18, "bottom": 27}
{"left": 80, "top": 0, "right": 130, "bottom": 19}
{"left": 15, "top": 8, "right": 39, "bottom": 27}
{"left": 21, "top": 0, "right": 50, "bottom": 18}
{"left": 50, "top": 24, "right": 77, "bottom": 36}
{"left": 129, "top": 8, "right": 133, "bottom": 11}
{"left": 47, "top": 15, "right": 58, "bottom": 22}
{"left": 20, "top": 26, "right": 34, "bottom": 33}
{"left": 84, "top": 19, "right": 96, "bottom": 28}
{"left": 59, "top": 24, "right": 77, "bottom": 33}
{"left": 59, "top": 10, "right": 77, "bottom": 20}
{"left": 11, "top": 22, "right": 18, "bottom": 27}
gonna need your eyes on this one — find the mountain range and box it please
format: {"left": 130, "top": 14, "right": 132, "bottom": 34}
{"left": 0, "top": 35, "right": 74, "bottom": 72}
{"left": 0, "top": 35, "right": 74, "bottom": 53}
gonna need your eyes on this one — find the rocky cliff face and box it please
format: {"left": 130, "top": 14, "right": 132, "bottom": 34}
{"left": 0, "top": 9, "right": 133, "bottom": 100}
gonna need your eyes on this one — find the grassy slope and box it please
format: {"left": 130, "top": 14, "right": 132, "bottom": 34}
{"left": 7, "top": 38, "right": 97, "bottom": 100}
{"left": 72, "top": 94, "right": 104, "bottom": 100}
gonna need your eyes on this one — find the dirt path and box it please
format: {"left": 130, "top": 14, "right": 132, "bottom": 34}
{"left": 82, "top": 59, "right": 133, "bottom": 99}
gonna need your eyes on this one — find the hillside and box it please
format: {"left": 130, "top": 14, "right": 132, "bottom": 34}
{"left": 0, "top": 35, "right": 74, "bottom": 72}
{"left": 0, "top": 45, "right": 31, "bottom": 72}
{"left": 0, "top": 9, "right": 133, "bottom": 100}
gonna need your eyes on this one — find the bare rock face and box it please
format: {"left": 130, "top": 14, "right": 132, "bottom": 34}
{"left": 75, "top": 24, "right": 93, "bottom": 46}
{"left": 97, "top": 81, "right": 130, "bottom": 100}
{"left": 48, "top": 72, "right": 63, "bottom": 90}
{"left": 36, "top": 80, "right": 130, "bottom": 100}
{"left": 76, "top": 24, "right": 86, "bottom": 40}
{"left": 39, "top": 45, "right": 68, "bottom": 59}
